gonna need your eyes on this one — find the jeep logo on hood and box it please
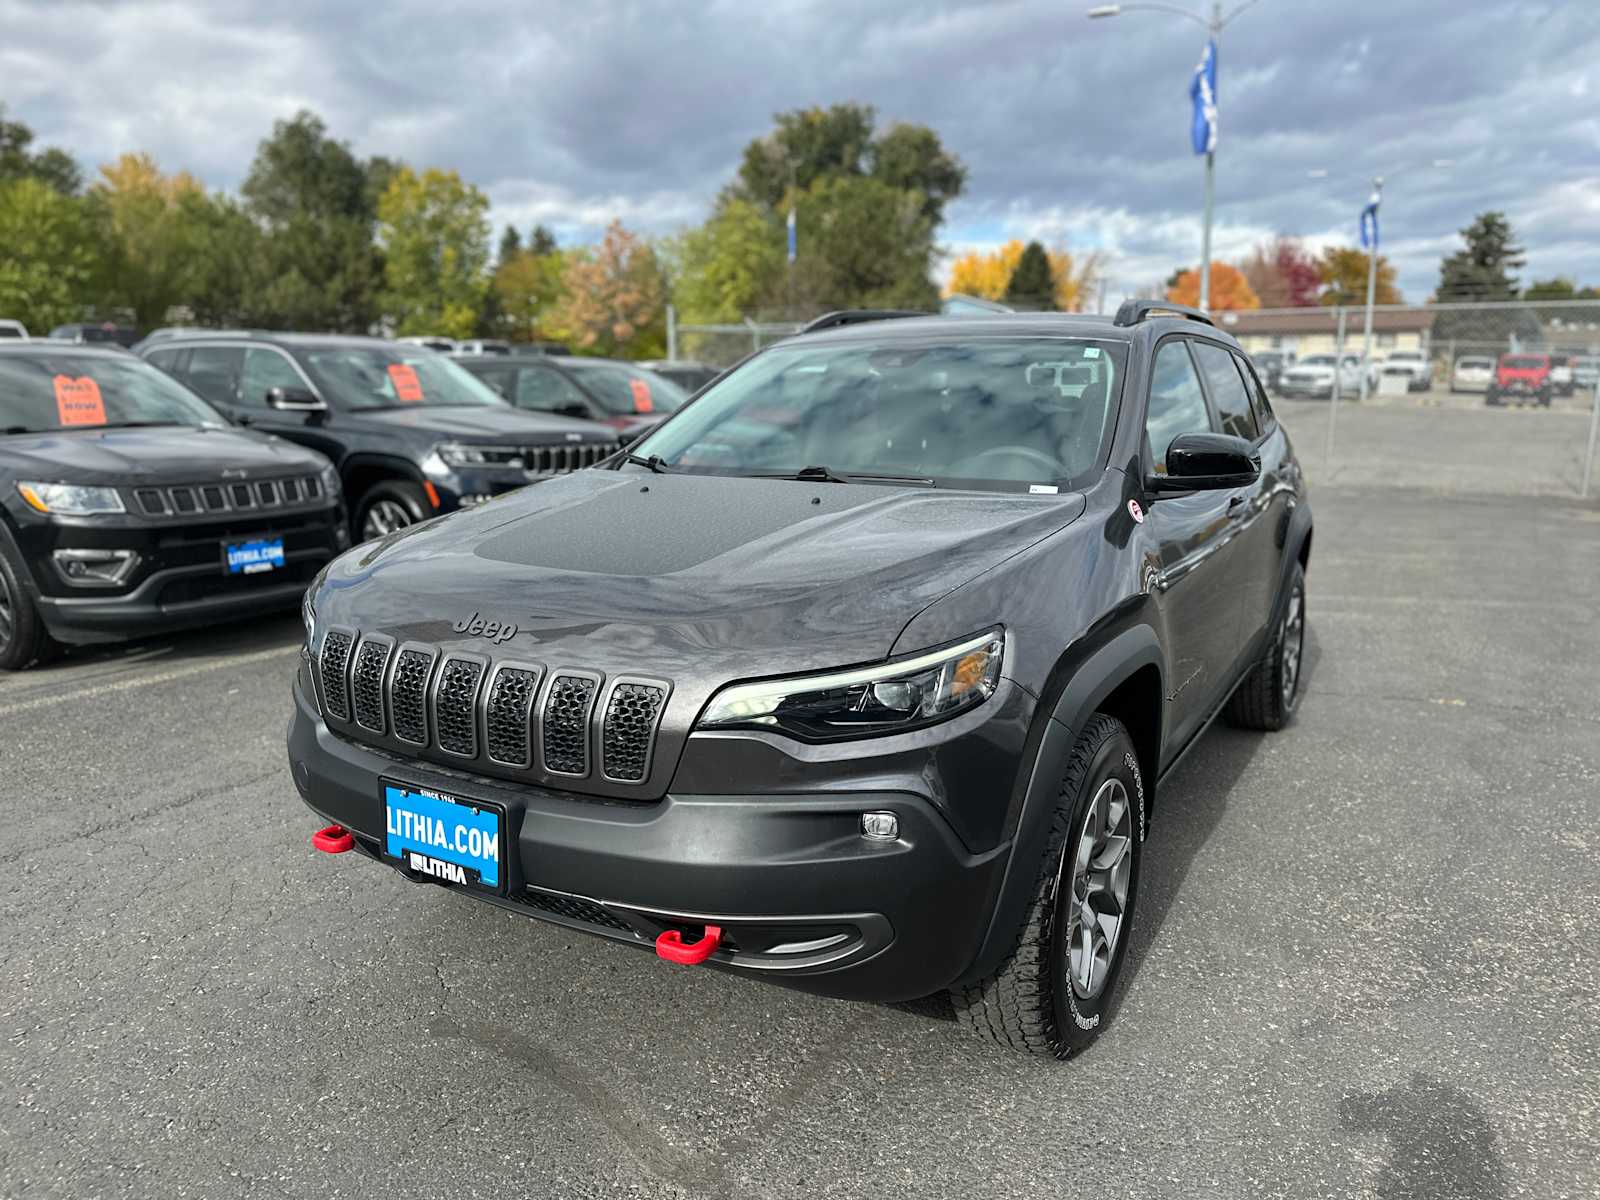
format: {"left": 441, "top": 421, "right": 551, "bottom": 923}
{"left": 451, "top": 612, "right": 517, "bottom": 643}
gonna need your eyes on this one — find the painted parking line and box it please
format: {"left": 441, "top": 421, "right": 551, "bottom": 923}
{"left": 0, "top": 645, "right": 298, "bottom": 719}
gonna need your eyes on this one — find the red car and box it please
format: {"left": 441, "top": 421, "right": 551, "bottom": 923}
{"left": 1486, "top": 353, "right": 1552, "bottom": 407}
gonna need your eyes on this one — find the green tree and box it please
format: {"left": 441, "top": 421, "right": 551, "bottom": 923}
{"left": 669, "top": 198, "right": 785, "bottom": 323}
{"left": 1523, "top": 277, "right": 1575, "bottom": 301}
{"left": 1318, "top": 246, "right": 1401, "bottom": 307}
{"left": 1004, "top": 241, "right": 1057, "bottom": 310}
{"left": 868, "top": 122, "right": 966, "bottom": 225}
{"left": 548, "top": 221, "right": 666, "bottom": 358}
{"left": 491, "top": 248, "right": 568, "bottom": 341}
{"left": 1435, "top": 211, "right": 1524, "bottom": 304}
{"left": 528, "top": 224, "right": 559, "bottom": 257}
{"left": 240, "top": 110, "right": 386, "bottom": 331}
{"left": 89, "top": 152, "right": 207, "bottom": 329}
{"left": 376, "top": 166, "right": 491, "bottom": 338}
{"left": 0, "top": 104, "right": 82, "bottom": 195}
{"left": 177, "top": 192, "right": 265, "bottom": 327}
{"left": 786, "top": 174, "right": 940, "bottom": 312}
{"left": 0, "top": 178, "right": 97, "bottom": 330}
{"left": 497, "top": 225, "right": 522, "bottom": 265}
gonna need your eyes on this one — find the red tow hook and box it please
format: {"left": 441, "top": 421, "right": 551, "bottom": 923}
{"left": 655, "top": 924, "right": 722, "bottom": 965}
{"left": 311, "top": 824, "right": 354, "bottom": 854}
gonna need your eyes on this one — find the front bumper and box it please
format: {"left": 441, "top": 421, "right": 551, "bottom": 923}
{"left": 287, "top": 670, "right": 1009, "bottom": 1002}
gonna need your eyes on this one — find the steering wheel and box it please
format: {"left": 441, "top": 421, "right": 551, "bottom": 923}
{"left": 959, "top": 445, "right": 1064, "bottom": 478}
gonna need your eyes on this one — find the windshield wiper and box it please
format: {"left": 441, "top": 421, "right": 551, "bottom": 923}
{"left": 97, "top": 421, "right": 184, "bottom": 429}
{"left": 757, "top": 465, "right": 937, "bottom": 487}
{"left": 620, "top": 452, "right": 672, "bottom": 474}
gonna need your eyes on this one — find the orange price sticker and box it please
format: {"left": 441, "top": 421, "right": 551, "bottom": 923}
{"left": 388, "top": 363, "right": 424, "bottom": 403}
{"left": 628, "top": 377, "right": 653, "bottom": 414}
{"left": 54, "top": 375, "right": 107, "bottom": 426}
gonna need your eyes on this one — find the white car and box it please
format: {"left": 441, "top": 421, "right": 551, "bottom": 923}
{"left": 0, "top": 318, "right": 28, "bottom": 340}
{"left": 1549, "top": 355, "right": 1575, "bottom": 396}
{"left": 1278, "top": 354, "right": 1364, "bottom": 399}
{"left": 395, "top": 335, "right": 459, "bottom": 353}
{"left": 1380, "top": 349, "right": 1433, "bottom": 391}
{"left": 1450, "top": 356, "right": 1495, "bottom": 393}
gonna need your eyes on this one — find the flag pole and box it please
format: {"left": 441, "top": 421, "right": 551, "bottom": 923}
{"left": 1198, "top": 1, "right": 1221, "bottom": 311}
{"left": 1359, "top": 175, "right": 1383, "bottom": 403}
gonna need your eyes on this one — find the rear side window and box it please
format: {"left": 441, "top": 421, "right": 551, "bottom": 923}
{"left": 186, "top": 346, "right": 244, "bottom": 407}
{"left": 1192, "top": 342, "right": 1257, "bottom": 440}
{"left": 1145, "top": 340, "right": 1212, "bottom": 473}
{"left": 1232, "top": 352, "right": 1274, "bottom": 431}
{"left": 513, "top": 366, "right": 591, "bottom": 414}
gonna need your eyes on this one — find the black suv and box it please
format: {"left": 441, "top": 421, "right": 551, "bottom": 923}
{"left": 289, "top": 303, "right": 1312, "bottom": 1058}
{"left": 140, "top": 334, "right": 622, "bottom": 541}
{"left": 0, "top": 344, "right": 346, "bottom": 670}
{"left": 453, "top": 353, "right": 690, "bottom": 445}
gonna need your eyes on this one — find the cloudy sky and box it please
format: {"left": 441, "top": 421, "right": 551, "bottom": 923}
{"left": 4, "top": 0, "right": 1598, "bottom": 306}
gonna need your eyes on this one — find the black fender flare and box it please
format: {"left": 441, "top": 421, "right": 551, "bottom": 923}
{"left": 1273, "top": 498, "right": 1314, "bottom": 624}
{"left": 340, "top": 454, "right": 430, "bottom": 503}
{"left": 956, "top": 619, "right": 1165, "bottom": 988}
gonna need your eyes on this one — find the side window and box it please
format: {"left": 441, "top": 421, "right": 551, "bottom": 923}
{"left": 1233, "top": 352, "right": 1274, "bottom": 431}
{"left": 470, "top": 366, "right": 515, "bottom": 399}
{"left": 514, "top": 366, "right": 591, "bottom": 415}
{"left": 239, "top": 348, "right": 305, "bottom": 407}
{"left": 1145, "top": 340, "right": 1213, "bottom": 473}
{"left": 144, "top": 347, "right": 187, "bottom": 377}
{"left": 1193, "top": 342, "right": 1259, "bottom": 441}
{"left": 185, "top": 346, "right": 244, "bottom": 408}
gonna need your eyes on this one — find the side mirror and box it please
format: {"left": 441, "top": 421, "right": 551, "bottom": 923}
{"left": 1151, "top": 432, "right": 1259, "bottom": 494}
{"left": 266, "top": 386, "right": 326, "bottom": 413}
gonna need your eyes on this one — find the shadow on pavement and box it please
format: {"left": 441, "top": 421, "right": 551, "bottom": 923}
{"left": 1337, "top": 1072, "right": 1509, "bottom": 1200}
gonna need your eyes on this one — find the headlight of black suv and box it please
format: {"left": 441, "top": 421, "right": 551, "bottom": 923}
{"left": 696, "top": 630, "right": 1004, "bottom": 742}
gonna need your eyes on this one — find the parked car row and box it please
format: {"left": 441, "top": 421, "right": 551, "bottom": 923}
{"left": 0, "top": 331, "right": 657, "bottom": 671}
{"left": 395, "top": 335, "right": 571, "bottom": 357}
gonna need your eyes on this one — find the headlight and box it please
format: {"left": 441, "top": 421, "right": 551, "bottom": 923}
{"left": 318, "top": 462, "right": 341, "bottom": 500}
{"left": 696, "top": 630, "right": 1004, "bottom": 741}
{"left": 17, "top": 481, "right": 125, "bottom": 515}
{"left": 301, "top": 588, "right": 316, "bottom": 647}
{"left": 432, "top": 442, "right": 523, "bottom": 470}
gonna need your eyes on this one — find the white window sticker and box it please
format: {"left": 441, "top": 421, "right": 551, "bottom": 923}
{"left": 1029, "top": 484, "right": 1059, "bottom": 495}
{"left": 1083, "top": 348, "right": 1100, "bottom": 358}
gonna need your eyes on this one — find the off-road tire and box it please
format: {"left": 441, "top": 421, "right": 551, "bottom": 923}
{"left": 951, "top": 714, "right": 1144, "bottom": 1059}
{"left": 0, "top": 542, "right": 60, "bottom": 672}
{"left": 1225, "top": 562, "right": 1306, "bottom": 731}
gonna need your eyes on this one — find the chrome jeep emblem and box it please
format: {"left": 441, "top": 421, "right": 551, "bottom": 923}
{"left": 451, "top": 611, "right": 517, "bottom": 644}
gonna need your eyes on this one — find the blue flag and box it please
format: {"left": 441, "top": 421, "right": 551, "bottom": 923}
{"left": 1360, "top": 191, "right": 1380, "bottom": 250}
{"left": 786, "top": 204, "right": 797, "bottom": 264}
{"left": 1190, "top": 39, "right": 1217, "bottom": 155}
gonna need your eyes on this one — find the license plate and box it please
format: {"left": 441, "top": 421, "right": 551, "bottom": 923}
{"left": 224, "top": 537, "right": 285, "bottom": 575}
{"left": 383, "top": 783, "right": 503, "bottom": 891}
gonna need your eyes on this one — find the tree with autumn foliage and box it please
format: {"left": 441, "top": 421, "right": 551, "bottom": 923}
{"left": 1166, "top": 261, "right": 1260, "bottom": 311}
{"left": 1239, "top": 237, "right": 1321, "bottom": 308}
{"left": 88, "top": 152, "right": 209, "bottom": 328}
{"left": 548, "top": 221, "right": 667, "bottom": 358}
{"left": 1317, "top": 247, "right": 1401, "bottom": 307}
{"left": 946, "top": 239, "right": 1103, "bottom": 311}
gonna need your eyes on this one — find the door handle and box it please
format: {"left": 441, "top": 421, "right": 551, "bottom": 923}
{"left": 1227, "top": 494, "right": 1247, "bottom": 511}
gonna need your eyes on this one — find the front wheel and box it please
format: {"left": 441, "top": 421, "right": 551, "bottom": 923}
{"left": 355, "top": 481, "right": 429, "bottom": 542}
{"left": 0, "top": 543, "right": 59, "bottom": 672}
{"left": 1225, "top": 563, "right": 1306, "bottom": 731}
{"left": 952, "top": 714, "right": 1144, "bottom": 1059}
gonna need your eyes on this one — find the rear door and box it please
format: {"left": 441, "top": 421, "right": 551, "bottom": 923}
{"left": 1142, "top": 337, "right": 1249, "bottom": 751}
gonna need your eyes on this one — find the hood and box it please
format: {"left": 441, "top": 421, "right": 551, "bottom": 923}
{"left": 318, "top": 469, "right": 1084, "bottom": 686}
{"left": 1286, "top": 362, "right": 1336, "bottom": 379}
{"left": 356, "top": 405, "right": 615, "bottom": 442}
{"left": 1, "top": 424, "right": 326, "bottom": 483}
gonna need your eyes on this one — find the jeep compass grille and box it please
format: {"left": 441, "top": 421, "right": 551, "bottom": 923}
{"left": 542, "top": 674, "right": 598, "bottom": 776}
{"left": 433, "top": 657, "right": 485, "bottom": 757}
{"left": 601, "top": 682, "right": 666, "bottom": 782}
{"left": 318, "top": 630, "right": 354, "bottom": 721}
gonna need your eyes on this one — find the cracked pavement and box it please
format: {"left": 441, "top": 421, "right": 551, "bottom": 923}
{"left": 1, "top": 402, "right": 1597, "bottom": 1199}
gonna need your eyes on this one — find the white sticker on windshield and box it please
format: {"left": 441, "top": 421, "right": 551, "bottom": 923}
{"left": 1083, "top": 348, "right": 1100, "bottom": 358}
{"left": 1029, "top": 484, "right": 1059, "bottom": 495}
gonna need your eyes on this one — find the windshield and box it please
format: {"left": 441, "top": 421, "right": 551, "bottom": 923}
{"left": 1300, "top": 355, "right": 1336, "bottom": 366}
{"left": 1502, "top": 356, "right": 1546, "bottom": 370}
{"left": 0, "top": 351, "right": 223, "bottom": 433}
{"left": 567, "top": 362, "right": 690, "bottom": 416}
{"left": 301, "top": 345, "right": 507, "bottom": 410}
{"left": 1388, "top": 352, "right": 1422, "bottom": 361}
{"left": 1458, "top": 358, "right": 1493, "bottom": 368}
{"left": 630, "top": 337, "right": 1125, "bottom": 491}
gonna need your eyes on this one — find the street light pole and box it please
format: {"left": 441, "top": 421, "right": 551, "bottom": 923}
{"left": 1088, "top": 0, "right": 1261, "bottom": 312}
{"left": 1358, "top": 175, "right": 1382, "bottom": 403}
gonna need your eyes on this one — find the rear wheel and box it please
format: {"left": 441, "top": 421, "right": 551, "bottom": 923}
{"left": 1225, "top": 563, "right": 1305, "bottom": 731}
{"left": 356, "top": 481, "right": 429, "bottom": 542}
{"left": 0, "top": 544, "right": 59, "bottom": 672}
{"left": 952, "top": 714, "right": 1144, "bottom": 1059}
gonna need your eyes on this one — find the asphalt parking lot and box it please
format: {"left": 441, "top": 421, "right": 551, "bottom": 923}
{"left": 2, "top": 402, "right": 1597, "bottom": 1199}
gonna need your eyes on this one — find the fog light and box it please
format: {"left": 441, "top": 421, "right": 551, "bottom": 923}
{"left": 52, "top": 548, "right": 138, "bottom": 587}
{"left": 860, "top": 811, "right": 898, "bottom": 842}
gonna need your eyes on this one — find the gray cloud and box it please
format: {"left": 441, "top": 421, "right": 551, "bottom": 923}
{"left": 3, "top": 0, "right": 1598, "bottom": 302}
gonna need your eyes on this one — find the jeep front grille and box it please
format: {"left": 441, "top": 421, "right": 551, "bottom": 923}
{"left": 133, "top": 473, "right": 324, "bottom": 517}
{"left": 523, "top": 443, "right": 619, "bottom": 474}
{"left": 317, "top": 636, "right": 671, "bottom": 791}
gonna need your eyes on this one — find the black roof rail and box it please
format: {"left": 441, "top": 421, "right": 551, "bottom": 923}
{"left": 799, "top": 309, "right": 928, "bottom": 335}
{"left": 1112, "top": 299, "right": 1215, "bottom": 329}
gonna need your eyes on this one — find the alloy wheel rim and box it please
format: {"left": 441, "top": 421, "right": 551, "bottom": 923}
{"left": 0, "top": 572, "right": 13, "bottom": 649}
{"left": 1065, "top": 777, "right": 1133, "bottom": 1001}
{"left": 361, "top": 499, "right": 416, "bottom": 541}
{"left": 1280, "top": 585, "right": 1305, "bottom": 708}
